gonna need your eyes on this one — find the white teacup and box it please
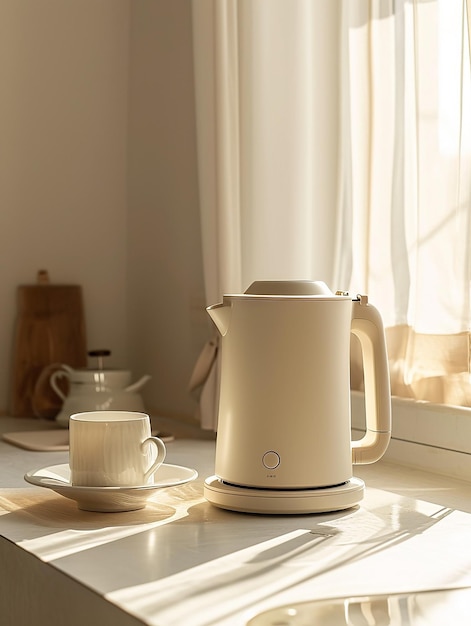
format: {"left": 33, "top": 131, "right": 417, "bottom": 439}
{"left": 69, "top": 411, "right": 166, "bottom": 487}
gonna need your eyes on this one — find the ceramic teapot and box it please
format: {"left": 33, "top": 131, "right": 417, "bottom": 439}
{"left": 50, "top": 351, "right": 150, "bottom": 427}
{"left": 206, "top": 280, "right": 391, "bottom": 493}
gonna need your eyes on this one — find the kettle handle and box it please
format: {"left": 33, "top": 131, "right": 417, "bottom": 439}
{"left": 350, "top": 295, "right": 391, "bottom": 464}
{"left": 50, "top": 369, "right": 71, "bottom": 401}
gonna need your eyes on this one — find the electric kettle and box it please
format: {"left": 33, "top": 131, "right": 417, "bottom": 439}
{"left": 203, "top": 280, "right": 391, "bottom": 514}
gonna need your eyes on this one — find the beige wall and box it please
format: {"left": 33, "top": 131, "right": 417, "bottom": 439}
{"left": 127, "top": 1, "right": 208, "bottom": 419}
{"left": 0, "top": 0, "right": 208, "bottom": 420}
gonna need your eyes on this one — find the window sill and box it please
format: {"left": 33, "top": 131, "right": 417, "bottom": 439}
{"left": 351, "top": 390, "right": 471, "bottom": 483}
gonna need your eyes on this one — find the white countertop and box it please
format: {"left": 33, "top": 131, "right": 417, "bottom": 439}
{"left": 1, "top": 416, "right": 471, "bottom": 626}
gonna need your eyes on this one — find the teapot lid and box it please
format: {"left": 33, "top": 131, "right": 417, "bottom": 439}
{"left": 244, "top": 280, "right": 334, "bottom": 296}
{"left": 68, "top": 369, "right": 132, "bottom": 386}
{"left": 62, "top": 350, "right": 132, "bottom": 383}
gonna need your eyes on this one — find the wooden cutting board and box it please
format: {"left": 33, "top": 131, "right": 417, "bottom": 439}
{"left": 10, "top": 271, "right": 87, "bottom": 417}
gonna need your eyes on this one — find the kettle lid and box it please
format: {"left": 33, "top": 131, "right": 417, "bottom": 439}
{"left": 244, "top": 280, "right": 334, "bottom": 296}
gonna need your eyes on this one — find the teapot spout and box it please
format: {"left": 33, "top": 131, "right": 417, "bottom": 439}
{"left": 125, "top": 374, "right": 151, "bottom": 393}
{"left": 207, "top": 299, "right": 232, "bottom": 336}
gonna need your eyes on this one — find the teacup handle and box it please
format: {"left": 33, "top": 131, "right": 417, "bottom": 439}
{"left": 141, "top": 436, "right": 166, "bottom": 482}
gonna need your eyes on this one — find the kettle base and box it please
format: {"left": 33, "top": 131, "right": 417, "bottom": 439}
{"left": 204, "top": 476, "right": 365, "bottom": 515}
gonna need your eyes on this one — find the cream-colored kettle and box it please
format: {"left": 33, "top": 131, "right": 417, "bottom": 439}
{"left": 206, "top": 280, "right": 391, "bottom": 504}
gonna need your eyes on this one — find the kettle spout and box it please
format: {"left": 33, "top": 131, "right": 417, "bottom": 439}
{"left": 207, "top": 299, "right": 232, "bottom": 336}
{"left": 125, "top": 374, "right": 151, "bottom": 393}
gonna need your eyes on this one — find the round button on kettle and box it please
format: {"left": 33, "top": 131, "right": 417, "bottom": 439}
{"left": 262, "top": 451, "right": 280, "bottom": 470}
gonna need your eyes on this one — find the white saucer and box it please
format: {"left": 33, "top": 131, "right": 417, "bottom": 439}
{"left": 25, "top": 463, "right": 198, "bottom": 512}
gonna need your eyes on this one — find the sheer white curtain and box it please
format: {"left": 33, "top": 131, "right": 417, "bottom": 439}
{"left": 343, "top": 0, "right": 471, "bottom": 405}
{"left": 192, "top": 0, "right": 342, "bottom": 303}
{"left": 191, "top": 0, "right": 471, "bottom": 429}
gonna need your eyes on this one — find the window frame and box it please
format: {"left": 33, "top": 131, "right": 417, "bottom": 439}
{"left": 351, "top": 391, "right": 471, "bottom": 482}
